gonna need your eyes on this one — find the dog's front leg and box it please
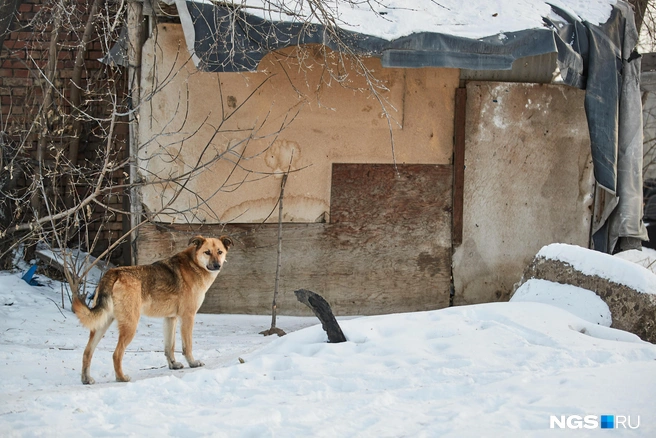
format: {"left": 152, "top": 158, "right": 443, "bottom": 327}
{"left": 180, "top": 314, "right": 204, "bottom": 368}
{"left": 164, "top": 317, "right": 184, "bottom": 369}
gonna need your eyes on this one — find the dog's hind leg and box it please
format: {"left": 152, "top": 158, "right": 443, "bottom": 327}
{"left": 181, "top": 314, "right": 204, "bottom": 368}
{"left": 81, "top": 316, "right": 113, "bottom": 385}
{"left": 164, "top": 316, "right": 183, "bottom": 370}
{"left": 113, "top": 320, "right": 137, "bottom": 382}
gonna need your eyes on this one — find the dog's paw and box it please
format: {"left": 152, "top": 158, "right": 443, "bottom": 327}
{"left": 81, "top": 376, "right": 95, "bottom": 385}
{"left": 116, "top": 374, "right": 131, "bottom": 382}
{"left": 188, "top": 360, "right": 204, "bottom": 368}
{"left": 169, "top": 361, "right": 184, "bottom": 370}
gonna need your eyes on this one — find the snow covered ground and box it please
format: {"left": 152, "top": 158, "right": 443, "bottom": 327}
{"left": 1, "top": 245, "right": 656, "bottom": 437}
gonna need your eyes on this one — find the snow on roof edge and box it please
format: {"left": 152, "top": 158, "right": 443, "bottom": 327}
{"left": 168, "top": 0, "right": 615, "bottom": 42}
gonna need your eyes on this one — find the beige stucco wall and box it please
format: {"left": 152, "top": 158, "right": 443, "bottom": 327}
{"left": 452, "top": 82, "right": 595, "bottom": 305}
{"left": 139, "top": 24, "right": 459, "bottom": 224}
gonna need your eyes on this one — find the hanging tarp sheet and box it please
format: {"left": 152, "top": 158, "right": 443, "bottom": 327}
{"left": 170, "top": 0, "right": 647, "bottom": 253}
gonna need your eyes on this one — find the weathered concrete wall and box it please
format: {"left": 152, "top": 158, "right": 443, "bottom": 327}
{"left": 139, "top": 24, "right": 459, "bottom": 225}
{"left": 452, "top": 82, "right": 594, "bottom": 305}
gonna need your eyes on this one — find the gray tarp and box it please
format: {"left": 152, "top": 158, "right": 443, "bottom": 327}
{"left": 174, "top": 0, "right": 647, "bottom": 253}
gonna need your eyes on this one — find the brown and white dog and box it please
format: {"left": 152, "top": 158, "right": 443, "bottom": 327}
{"left": 72, "top": 235, "right": 233, "bottom": 384}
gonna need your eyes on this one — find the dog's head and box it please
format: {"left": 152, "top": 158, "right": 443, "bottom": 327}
{"left": 189, "top": 235, "right": 233, "bottom": 272}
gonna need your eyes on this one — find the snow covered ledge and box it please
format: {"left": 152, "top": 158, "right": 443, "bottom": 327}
{"left": 511, "top": 243, "right": 656, "bottom": 343}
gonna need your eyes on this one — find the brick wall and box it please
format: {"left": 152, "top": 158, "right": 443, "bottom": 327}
{"left": 1, "top": 0, "right": 130, "bottom": 266}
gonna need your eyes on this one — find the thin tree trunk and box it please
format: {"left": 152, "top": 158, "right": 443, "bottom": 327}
{"left": 32, "top": 5, "right": 62, "bottom": 214}
{"left": 260, "top": 173, "right": 288, "bottom": 337}
{"left": 628, "top": 0, "right": 649, "bottom": 32}
{"left": 0, "top": 0, "right": 22, "bottom": 50}
{"left": 0, "top": 0, "right": 19, "bottom": 239}
{"left": 272, "top": 173, "right": 287, "bottom": 328}
{"left": 65, "top": 0, "right": 103, "bottom": 207}
{"left": 127, "top": 0, "right": 144, "bottom": 265}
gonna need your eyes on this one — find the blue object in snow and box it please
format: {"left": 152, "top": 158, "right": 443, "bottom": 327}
{"left": 21, "top": 264, "right": 43, "bottom": 286}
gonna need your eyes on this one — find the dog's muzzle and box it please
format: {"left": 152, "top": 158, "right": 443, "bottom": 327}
{"left": 207, "top": 262, "right": 221, "bottom": 271}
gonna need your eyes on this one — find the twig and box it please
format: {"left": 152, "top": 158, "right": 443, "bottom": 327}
{"left": 140, "top": 365, "right": 167, "bottom": 371}
{"left": 260, "top": 165, "right": 290, "bottom": 337}
{"left": 45, "top": 296, "right": 66, "bottom": 319}
{"left": 272, "top": 172, "right": 287, "bottom": 327}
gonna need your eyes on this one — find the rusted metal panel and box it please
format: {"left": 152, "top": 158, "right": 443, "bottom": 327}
{"left": 137, "top": 164, "right": 453, "bottom": 316}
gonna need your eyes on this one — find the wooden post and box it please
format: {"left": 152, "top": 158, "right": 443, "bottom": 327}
{"left": 453, "top": 87, "right": 467, "bottom": 246}
{"left": 127, "top": 0, "right": 144, "bottom": 265}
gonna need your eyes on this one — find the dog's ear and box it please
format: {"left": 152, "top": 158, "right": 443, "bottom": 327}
{"left": 189, "top": 236, "right": 205, "bottom": 248}
{"left": 220, "top": 235, "right": 233, "bottom": 250}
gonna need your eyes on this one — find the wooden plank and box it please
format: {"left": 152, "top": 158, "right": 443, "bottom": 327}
{"left": 453, "top": 87, "right": 466, "bottom": 246}
{"left": 137, "top": 164, "right": 453, "bottom": 316}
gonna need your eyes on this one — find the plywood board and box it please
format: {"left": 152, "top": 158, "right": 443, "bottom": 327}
{"left": 137, "top": 164, "right": 453, "bottom": 316}
{"left": 138, "top": 24, "right": 459, "bottom": 225}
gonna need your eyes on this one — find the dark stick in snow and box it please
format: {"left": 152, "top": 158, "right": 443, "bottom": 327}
{"left": 294, "top": 289, "right": 346, "bottom": 343}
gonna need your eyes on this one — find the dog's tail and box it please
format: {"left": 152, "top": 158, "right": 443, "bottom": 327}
{"left": 72, "top": 271, "right": 115, "bottom": 331}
